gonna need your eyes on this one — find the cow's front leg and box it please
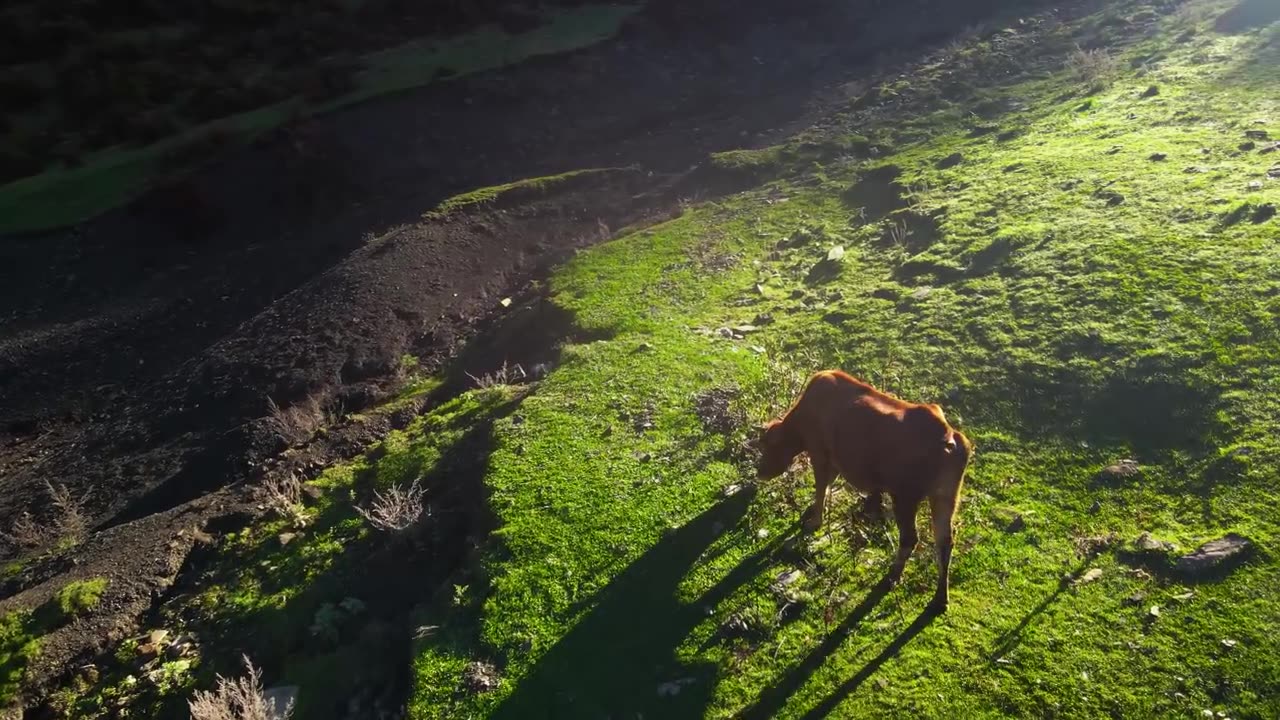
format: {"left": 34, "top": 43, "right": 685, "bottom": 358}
{"left": 801, "top": 452, "right": 836, "bottom": 533}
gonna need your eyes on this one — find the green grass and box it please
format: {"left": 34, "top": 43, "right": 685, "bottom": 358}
{"left": 52, "top": 578, "right": 108, "bottom": 621}
{"left": 424, "top": 167, "right": 631, "bottom": 219}
{"left": 401, "top": 3, "right": 1280, "bottom": 718}
{"left": 1, "top": 577, "right": 108, "bottom": 705}
{"left": 0, "top": 3, "right": 640, "bottom": 236}
{"left": 0, "top": 610, "right": 39, "bottom": 705}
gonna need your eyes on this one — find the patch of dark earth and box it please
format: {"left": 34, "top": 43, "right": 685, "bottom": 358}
{"left": 0, "top": 0, "right": 1127, "bottom": 712}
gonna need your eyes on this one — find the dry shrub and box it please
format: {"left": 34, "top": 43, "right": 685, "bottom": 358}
{"left": 266, "top": 395, "right": 327, "bottom": 446}
{"left": 1066, "top": 45, "right": 1120, "bottom": 87}
{"left": 465, "top": 361, "right": 526, "bottom": 389}
{"left": 355, "top": 478, "right": 427, "bottom": 532}
{"left": 189, "top": 655, "right": 292, "bottom": 720}
{"left": 0, "top": 510, "right": 43, "bottom": 551}
{"left": 1, "top": 481, "right": 88, "bottom": 554}
{"left": 261, "top": 474, "right": 307, "bottom": 527}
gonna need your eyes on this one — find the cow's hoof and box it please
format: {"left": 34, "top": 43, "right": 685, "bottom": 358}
{"left": 800, "top": 506, "right": 823, "bottom": 533}
{"left": 926, "top": 594, "right": 949, "bottom": 615}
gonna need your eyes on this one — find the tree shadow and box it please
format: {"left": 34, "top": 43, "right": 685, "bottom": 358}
{"left": 488, "top": 485, "right": 796, "bottom": 720}
{"left": 737, "top": 572, "right": 900, "bottom": 720}
{"left": 999, "top": 351, "right": 1229, "bottom": 459}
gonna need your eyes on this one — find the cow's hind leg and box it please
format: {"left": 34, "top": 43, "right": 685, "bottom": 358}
{"left": 888, "top": 493, "right": 921, "bottom": 584}
{"left": 927, "top": 490, "right": 960, "bottom": 613}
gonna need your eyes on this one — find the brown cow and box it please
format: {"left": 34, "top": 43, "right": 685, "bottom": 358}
{"left": 756, "top": 370, "right": 974, "bottom": 612}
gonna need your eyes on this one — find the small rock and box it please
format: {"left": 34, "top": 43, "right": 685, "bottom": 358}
{"left": 826, "top": 245, "right": 846, "bottom": 262}
{"left": 1134, "top": 532, "right": 1174, "bottom": 553}
{"left": 1097, "top": 189, "right": 1126, "bottom": 206}
{"left": 775, "top": 569, "right": 804, "bottom": 586}
{"left": 937, "top": 152, "right": 964, "bottom": 169}
{"left": 278, "top": 532, "right": 297, "bottom": 547}
{"left": 1074, "top": 568, "right": 1104, "bottom": 585}
{"left": 875, "top": 677, "right": 889, "bottom": 690}
{"left": 263, "top": 686, "right": 298, "bottom": 719}
{"left": 1244, "top": 129, "right": 1270, "bottom": 140}
{"left": 1148, "top": 605, "right": 1161, "bottom": 619}
{"left": 136, "top": 643, "right": 161, "bottom": 661}
{"left": 1248, "top": 180, "right": 1264, "bottom": 191}
{"left": 753, "top": 283, "right": 767, "bottom": 295}
{"left": 1005, "top": 514, "right": 1026, "bottom": 533}
{"left": 752, "top": 312, "right": 774, "bottom": 326}
{"left": 1239, "top": 141, "right": 1257, "bottom": 151}
{"left": 1097, "top": 459, "right": 1140, "bottom": 483}
{"left": 1105, "top": 145, "right": 1123, "bottom": 155}
{"left": 1175, "top": 534, "right": 1252, "bottom": 577}
{"left": 1123, "top": 592, "right": 1146, "bottom": 606}
{"left": 1149, "top": 152, "right": 1167, "bottom": 161}
{"left": 723, "top": 484, "right": 742, "bottom": 497}
{"left": 166, "top": 635, "right": 196, "bottom": 660}
{"left": 463, "top": 661, "right": 501, "bottom": 694}
{"left": 716, "top": 327, "right": 734, "bottom": 339}
{"left": 1087, "top": 499, "right": 1102, "bottom": 514}
{"left": 635, "top": 342, "right": 654, "bottom": 353}
{"left": 1221, "top": 638, "right": 1238, "bottom": 650}
{"left": 733, "top": 325, "right": 760, "bottom": 335}
{"left": 499, "top": 297, "right": 512, "bottom": 308}
{"left": 910, "top": 286, "right": 933, "bottom": 300}
{"left": 1141, "top": 84, "right": 1160, "bottom": 97}
{"left": 790, "top": 289, "right": 807, "bottom": 299}
{"left": 1269, "top": 167, "right": 1280, "bottom": 178}
{"left": 657, "top": 678, "right": 695, "bottom": 697}
{"left": 147, "top": 629, "right": 170, "bottom": 646}
{"left": 1172, "top": 591, "right": 1194, "bottom": 602}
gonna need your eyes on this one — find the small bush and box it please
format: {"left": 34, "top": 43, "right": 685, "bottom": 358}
{"left": 355, "top": 478, "right": 427, "bottom": 532}
{"left": 189, "top": 655, "right": 292, "bottom": 720}
{"left": 465, "top": 361, "right": 527, "bottom": 389}
{"left": 1065, "top": 45, "right": 1120, "bottom": 88}
{"left": 261, "top": 474, "right": 308, "bottom": 528}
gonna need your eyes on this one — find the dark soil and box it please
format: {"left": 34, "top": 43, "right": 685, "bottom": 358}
{"left": 0, "top": 0, "right": 1058, "bottom": 710}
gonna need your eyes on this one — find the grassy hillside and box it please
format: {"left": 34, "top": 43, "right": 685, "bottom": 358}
{"left": 404, "top": 2, "right": 1280, "bottom": 718}
{"left": 32, "top": 0, "right": 1280, "bottom": 717}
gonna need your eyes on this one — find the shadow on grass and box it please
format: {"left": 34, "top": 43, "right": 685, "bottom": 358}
{"left": 738, "top": 572, "right": 902, "bottom": 720}
{"left": 487, "top": 485, "right": 795, "bottom": 720}
{"left": 988, "top": 577, "right": 1072, "bottom": 662}
{"left": 1000, "top": 353, "right": 1229, "bottom": 459}
{"left": 797, "top": 606, "right": 941, "bottom": 720}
